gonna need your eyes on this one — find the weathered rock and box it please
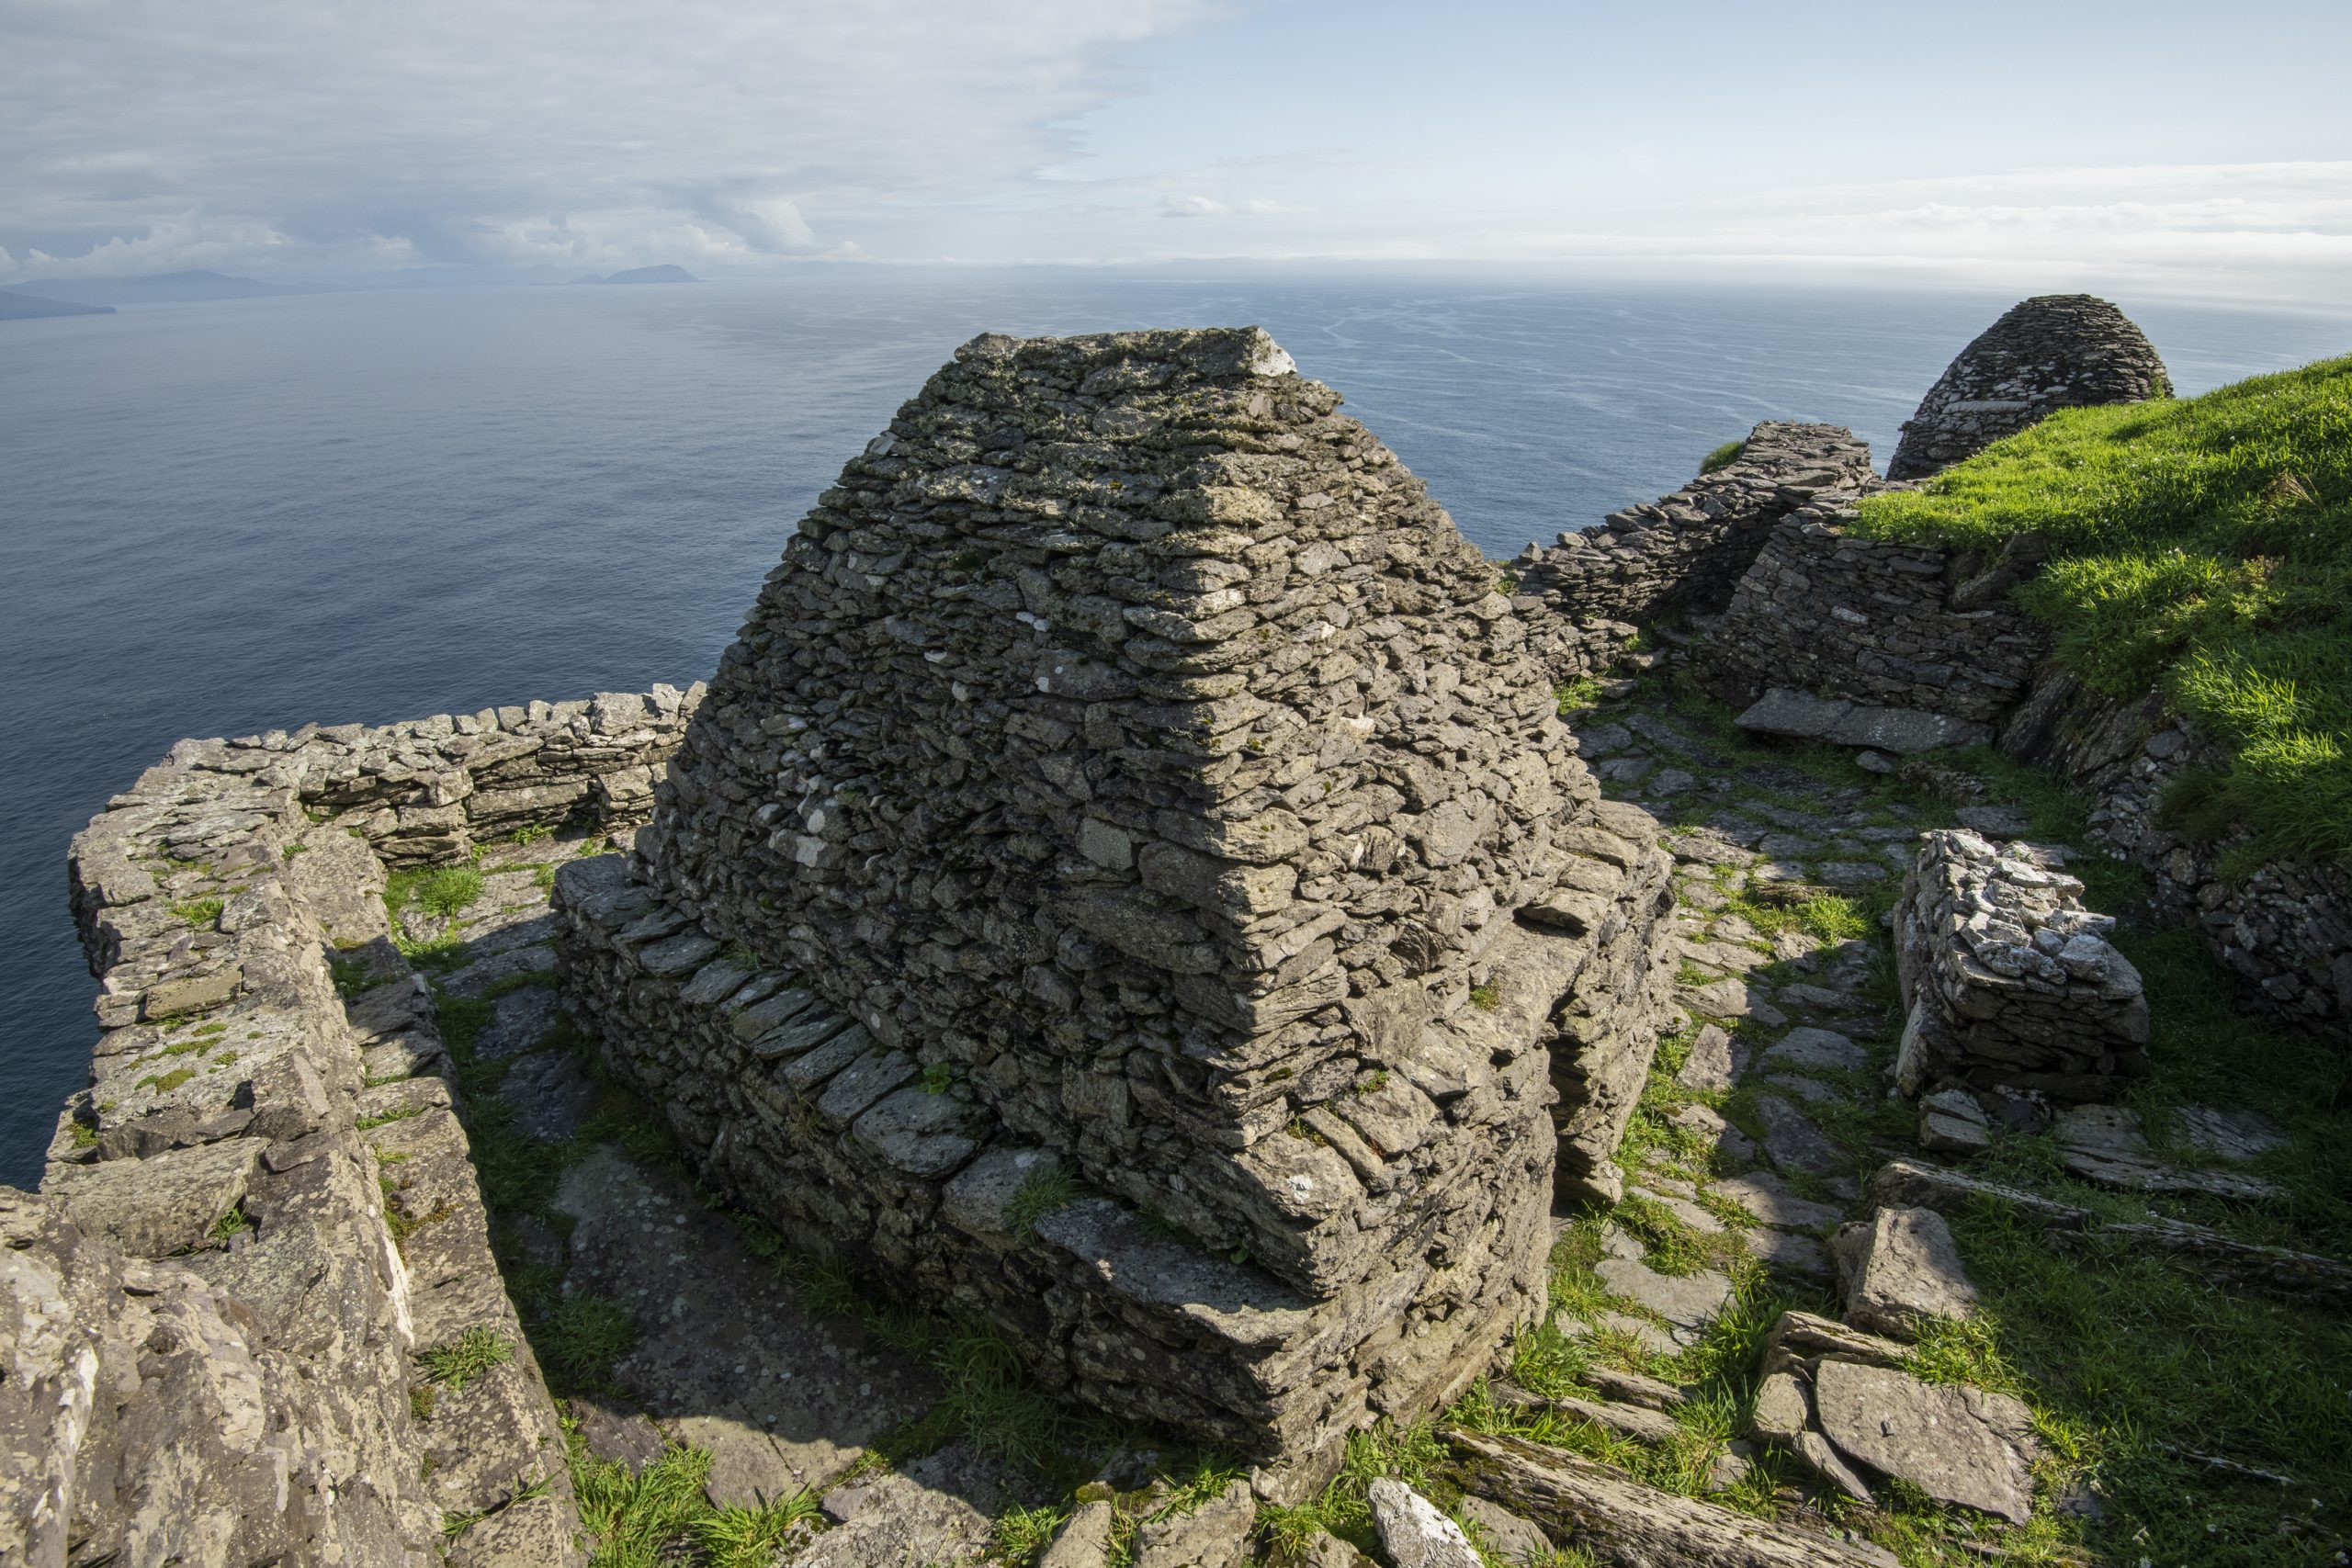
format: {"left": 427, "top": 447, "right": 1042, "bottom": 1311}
{"left": 1367, "top": 1478, "right": 1483, "bottom": 1568}
{"left": 800, "top": 1443, "right": 1001, "bottom": 1568}
{"left": 1039, "top": 1500, "right": 1115, "bottom": 1568}
{"left": 1448, "top": 1428, "right": 1899, "bottom": 1567}
{"left": 1713, "top": 1170, "right": 1843, "bottom": 1233}
{"left": 2050, "top": 1105, "right": 2279, "bottom": 1200}
{"left": 1454, "top": 1495, "right": 1553, "bottom": 1567}
{"left": 1753, "top": 1095, "right": 1847, "bottom": 1181}
{"left": 2173, "top": 1106, "right": 2290, "bottom": 1165}
{"left": 1736, "top": 689, "right": 1987, "bottom": 756}
{"left": 1831, "top": 1207, "right": 1977, "bottom": 1338}
{"left": 1810, "top": 1359, "right": 2038, "bottom": 1524}
{"left": 1595, "top": 1256, "right": 1733, "bottom": 1330}
{"left": 1917, "top": 1089, "right": 1991, "bottom": 1156}
{"left": 1136, "top": 1479, "right": 1258, "bottom": 1568}
{"left": 1795, "top": 1430, "right": 1875, "bottom": 1506}
{"left": 1762, "top": 1027, "right": 1868, "bottom": 1076}
{"left": 1748, "top": 1371, "right": 1811, "bottom": 1445}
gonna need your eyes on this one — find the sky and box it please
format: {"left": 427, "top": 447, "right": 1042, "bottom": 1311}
{"left": 4, "top": 0, "right": 2350, "bottom": 304}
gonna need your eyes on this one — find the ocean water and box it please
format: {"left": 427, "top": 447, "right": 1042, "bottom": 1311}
{"left": 2, "top": 272, "right": 2342, "bottom": 1185}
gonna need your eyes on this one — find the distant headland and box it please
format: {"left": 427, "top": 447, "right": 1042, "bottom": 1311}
{"left": 0, "top": 288, "right": 114, "bottom": 321}
{"left": 571, "top": 264, "right": 699, "bottom": 286}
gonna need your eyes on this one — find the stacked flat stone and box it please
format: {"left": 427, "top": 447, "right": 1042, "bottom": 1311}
{"left": 151, "top": 684, "right": 700, "bottom": 869}
{"left": 1696, "top": 502, "right": 2051, "bottom": 732}
{"left": 1894, "top": 829, "right": 2149, "bottom": 1100}
{"left": 28, "top": 731, "right": 583, "bottom": 1564}
{"left": 1886, "top": 295, "right": 2171, "bottom": 480}
{"left": 1511, "top": 422, "right": 1877, "bottom": 681}
{"left": 578, "top": 327, "right": 1677, "bottom": 1490}
{"left": 2001, "top": 670, "right": 2352, "bottom": 1032}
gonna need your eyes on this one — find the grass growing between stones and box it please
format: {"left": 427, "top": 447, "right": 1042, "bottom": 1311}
{"left": 1854, "top": 355, "right": 2352, "bottom": 867}
{"left": 1699, "top": 438, "right": 1747, "bottom": 475}
{"left": 385, "top": 864, "right": 487, "bottom": 928}
{"left": 571, "top": 1437, "right": 823, "bottom": 1568}
{"left": 417, "top": 1325, "right": 514, "bottom": 1390}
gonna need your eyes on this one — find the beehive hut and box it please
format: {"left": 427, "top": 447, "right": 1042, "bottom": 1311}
{"left": 556, "top": 327, "right": 1678, "bottom": 1491}
{"left": 1886, "top": 295, "right": 2170, "bottom": 480}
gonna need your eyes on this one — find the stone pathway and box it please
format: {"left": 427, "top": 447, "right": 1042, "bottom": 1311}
{"left": 1519, "top": 690, "right": 1973, "bottom": 1524}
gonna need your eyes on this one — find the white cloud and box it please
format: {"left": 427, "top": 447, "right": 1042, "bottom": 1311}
{"left": 0, "top": 0, "right": 1216, "bottom": 279}
{"left": 0, "top": 1, "right": 2345, "bottom": 306}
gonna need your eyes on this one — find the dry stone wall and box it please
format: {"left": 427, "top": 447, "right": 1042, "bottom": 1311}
{"left": 1886, "top": 295, "right": 2171, "bottom": 481}
{"left": 155, "top": 684, "right": 701, "bottom": 869}
{"left": 17, "top": 727, "right": 585, "bottom": 1565}
{"left": 1695, "top": 504, "right": 2051, "bottom": 734}
{"left": 1892, "top": 829, "right": 2150, "bottom": 1102}
{"left": 1999, "top": 667, "right": 2352, "bottom": 1033}
{"left": 1510, "top": 422, "right": 1876, "bottom": 681}
{"left": 573, "top": 327, "right": 1679, "bottom": 1489}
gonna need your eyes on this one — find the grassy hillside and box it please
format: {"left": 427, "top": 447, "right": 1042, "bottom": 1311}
{"left": 1851, "top": 355, "right": 2352, "bottom": 867}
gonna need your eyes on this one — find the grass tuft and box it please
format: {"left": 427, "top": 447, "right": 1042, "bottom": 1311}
{"left": 1005, "top": 1168, "right": 1080, "bottom": 1235}
{"left": 539, "top": 1295, "right": 639, "bottom": 1391}
{"left": 1699, "top": 437, "right": 1747, "bottom": 474}
{"left": 416, "top": 1325, "right": 514, "bottom": 1391}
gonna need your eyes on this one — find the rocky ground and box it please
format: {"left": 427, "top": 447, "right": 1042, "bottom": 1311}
{"left": 337, "top": 667, "right": 2350, "bottom": 1568}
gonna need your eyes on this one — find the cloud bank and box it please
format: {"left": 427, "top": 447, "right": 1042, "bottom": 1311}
{"left": 2, "top": 0, "right": 2347, "bottom": 306}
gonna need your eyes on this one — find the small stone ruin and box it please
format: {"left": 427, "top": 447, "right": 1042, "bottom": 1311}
{"left": 1892, "top": 829, "right": 2149, "bottom": 1102}
{"left": 1885, "top": 294, "right": 2171, "bottom": 480}
{"left": 555, "top": 327, "right": 1679, "bottom": 1493}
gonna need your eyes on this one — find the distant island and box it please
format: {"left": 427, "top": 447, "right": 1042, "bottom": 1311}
{"left": 571, "top": 264, "right": 699, "bottom": 285}
{"left": 6, "top": 270, "right": 311, "bottom": 306}
{"left": 0, "top": 288, "right": 115, "bottom": 321}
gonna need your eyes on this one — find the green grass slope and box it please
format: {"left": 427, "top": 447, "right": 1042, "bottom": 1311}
{"left": 1851, "top": 355, "right": 2352, "bottom": 867}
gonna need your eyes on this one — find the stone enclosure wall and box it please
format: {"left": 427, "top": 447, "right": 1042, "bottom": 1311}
{"left": 1999, "top": 668, "right": 2352, "bottom": 1032}
{"left": 1693, "top": 503, "right": 2052, "bottom": 740}
{"left": 566, "top": 327, "right": 1679, "bottom": 1492}
{"left": 1510, "top": 421, "right": 1875, "bottom": 681}
{"left": 29, "top": 724, "right": 590, "bottom": 1566}
{"left": 204, "top": 683, "right": 702, "bottom": 867}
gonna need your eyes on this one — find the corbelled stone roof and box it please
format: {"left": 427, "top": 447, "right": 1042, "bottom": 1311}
{"left": 1886, "top": 295, "right": 2170, "bottom": 480}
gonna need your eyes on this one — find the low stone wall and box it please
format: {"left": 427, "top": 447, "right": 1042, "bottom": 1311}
{"left": 25, "top": 727, "right": 584, "bottom": 1563}
{"left": 1695, "top": 504, "right": 2051, "bottom": 731}
{"left": 1893, "top": 829, "right": 2150, "bottom": 1101}
{"left": 1999, "top": 667, "right": 2352, "bottom": 1033}
{"left": 1511, "top": 422, "right": 1876, "bottom": 681}
{"left": 554, "top": 815, "right": 1671, "bottom": 1498}
{"left": 169, "top": 683, "right": 701, "bottom": 867}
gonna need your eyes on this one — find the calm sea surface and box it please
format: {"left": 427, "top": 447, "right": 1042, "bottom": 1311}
{"left": 2, "top": 273, "right": 2343, "bottom": 1183}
